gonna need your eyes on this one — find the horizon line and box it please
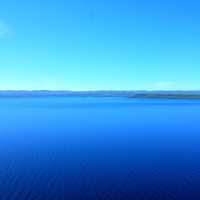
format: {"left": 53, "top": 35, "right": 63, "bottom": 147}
{"left": 0, "top": 90, "right": 200, "bottom": 92}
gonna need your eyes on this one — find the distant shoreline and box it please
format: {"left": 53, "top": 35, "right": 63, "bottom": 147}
{"left": 129, "top": 94, "right": 200, "bottom": 100}
{"left": 0, "top": 90, "right": 200, "bottom": 99}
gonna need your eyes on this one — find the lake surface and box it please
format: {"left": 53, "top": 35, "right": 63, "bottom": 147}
{"left": 0, "top": 97, "right": 200, "bottom": 199}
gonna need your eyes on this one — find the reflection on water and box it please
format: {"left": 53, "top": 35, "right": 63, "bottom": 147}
{"left": 0, "top": 97, "right": 200, "bottom": 199}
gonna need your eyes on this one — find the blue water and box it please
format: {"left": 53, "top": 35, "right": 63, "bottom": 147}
{"left": 0, "top": 97, "right": 200, "bottom": 199}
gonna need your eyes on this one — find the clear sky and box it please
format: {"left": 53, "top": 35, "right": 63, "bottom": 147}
{"left": 0, "top": 0, "right": 200, "bottom": 90}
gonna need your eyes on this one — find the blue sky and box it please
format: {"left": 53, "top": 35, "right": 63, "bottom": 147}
{"left": 0, "top": 0, "right": 200, "bottom": 90}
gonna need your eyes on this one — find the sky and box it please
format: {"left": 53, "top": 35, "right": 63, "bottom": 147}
{"left": 0, "top": 0, "right": 200, "bottom": 90}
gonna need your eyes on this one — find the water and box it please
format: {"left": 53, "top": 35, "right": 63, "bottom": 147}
{"left": 0, "top": 97, "right": 200, "bottom": 199}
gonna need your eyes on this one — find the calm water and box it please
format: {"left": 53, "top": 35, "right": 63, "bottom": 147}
{"left": 0, "top": 97, "right": 200, "bottom": 199}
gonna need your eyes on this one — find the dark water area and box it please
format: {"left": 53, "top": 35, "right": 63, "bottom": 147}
{"left": 0, "top": 97, "right": 200, "bottom": 199}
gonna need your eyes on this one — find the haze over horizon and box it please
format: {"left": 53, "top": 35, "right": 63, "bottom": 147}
{"left": 1, "top": 0, "right": 200, "bottom": 90}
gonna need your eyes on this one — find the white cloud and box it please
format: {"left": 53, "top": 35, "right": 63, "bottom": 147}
{"left": 0, "top": 20, "right": 11, "bottom": 38}
{"left": 150, "top": 81, "right": 177, "bottom": 90}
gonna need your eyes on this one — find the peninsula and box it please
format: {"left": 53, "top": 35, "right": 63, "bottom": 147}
{"left": 0, "top": 90, "right": 200, "bottom": 99}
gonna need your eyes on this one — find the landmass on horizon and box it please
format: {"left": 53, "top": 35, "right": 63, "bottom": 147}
{"left": 0, "top": 90, "right": 200, "bottom": 99}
